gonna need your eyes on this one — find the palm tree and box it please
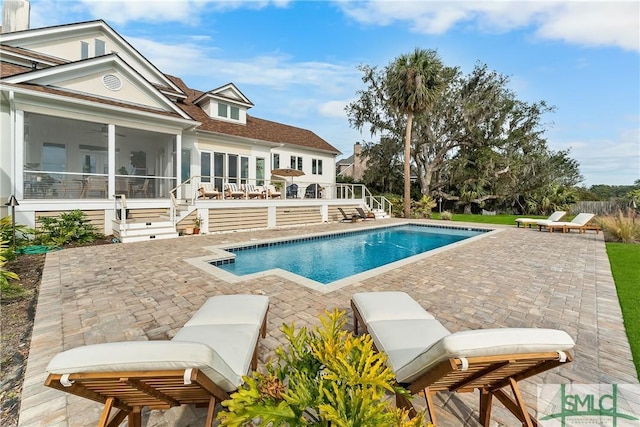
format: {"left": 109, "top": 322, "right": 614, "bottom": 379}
{"left": 385, "top": 48, "right": 445, "bottom": 218}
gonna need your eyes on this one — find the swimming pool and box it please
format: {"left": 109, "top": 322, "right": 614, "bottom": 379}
{"left": 210, "top": 224, "right": 486, "bottom": 285}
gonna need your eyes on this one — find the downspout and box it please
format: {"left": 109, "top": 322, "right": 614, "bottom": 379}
{"left": 9, "top": 90, "right": 16, "bottom": 197}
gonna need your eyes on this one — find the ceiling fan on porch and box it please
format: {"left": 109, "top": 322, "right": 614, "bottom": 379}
{"left": 89, "top": 124, "right": 126, "bottom": 137}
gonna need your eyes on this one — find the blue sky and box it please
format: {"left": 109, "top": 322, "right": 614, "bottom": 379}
{"left": 27, "top": 0, "right": 640, "bottom": 186}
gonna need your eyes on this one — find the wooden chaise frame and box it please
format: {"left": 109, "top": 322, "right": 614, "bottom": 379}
{"left": 45, "top": 368, "right": 227, "bottom": 427}
{"left": 352, "top": 301, "right": 573, "bottom": 427}
{"left": 45, "top": 312, "right": 268, "bottom": 427}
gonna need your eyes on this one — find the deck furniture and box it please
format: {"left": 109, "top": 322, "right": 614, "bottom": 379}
{"left": 45, "top": 294, "right": 269, "bottom": 427}
{"left": 265, "top": 184, "right": 282, "bottom": 199}
{"left": 516, "top": 211, "right": 566, "bottom": 228}
{"left": 350, "top": 291, "right": 574, "bottom": 426}
{"left": 539, "top": 213, "right": 596, "bottom": 233}
{"left": 304, "top": 183, "right": 323, "bottom": 198}
{"left": 199, "top": 183, "right": 222, "bottom": 199}
{"left": 356, "top": 207, "right": 374, "bottom": 220}
{"left": 338, "top": 207, "right": 357, "bottom": 222}
{"left": 242, "top": 184, "right": 263, "bottom": 199}
{"left": 224, "top": 183, "right": 245, "bottom": 199}
{"left": 286, "top": 183, "right": 298, "bottom": 198}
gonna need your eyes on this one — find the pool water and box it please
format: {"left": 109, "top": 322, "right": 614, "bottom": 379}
{"left": 214, "top": 224, "right": 484, "bottom": 284}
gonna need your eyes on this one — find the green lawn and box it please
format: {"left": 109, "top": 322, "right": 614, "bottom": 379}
{"left": 606, "top": 243, "right": 640, "bottom": 379}
{"left": 433, "top": 213, "right": 639, "bottom": 379}
{"left": 430, "top": 212, "right": 537, "bottom": 225}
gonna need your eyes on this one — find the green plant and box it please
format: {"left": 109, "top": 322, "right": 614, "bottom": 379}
{"left": 598, "top": 209, "right": 640, "bottom": 243}
{"left": 35, "top": 210, "right": 103, "bottom": 247}
{"left": 218, "top": 310, "right": 428, "bottom": 427}
{"left": 607, "top": 242, "right": 640, "bottom": 379}
{"left": 193, "top": 215, "right": 202, "bottom": 228}
{"left": 0, "top": 239, "right": 26, "bottom": 299}
{"left": 440, "top": 211, "right": 453, "bottom": 220}
{"left": 412, "top": 195, "right": 437, "bottom": 218}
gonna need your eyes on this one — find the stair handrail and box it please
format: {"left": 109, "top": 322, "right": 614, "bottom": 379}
{"left": 363, "top": 187, "right": 392, "bottom": 217}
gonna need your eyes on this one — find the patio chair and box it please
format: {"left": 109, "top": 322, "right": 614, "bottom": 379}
{"left": 541, "top": 212, "right": 598, "bottom": 233}
{"left": 199, "top": 183, "right": 222, "bottom": 199}
{"left": 515, "top": 211, "right": 566, "bottom": 228}
{"left": 131, "top": 178, "right": 150, "bottom": 198}
{"left": 286, "top": 183, "right": 298, "bottom": 198}
{"left": 45, "top": 294, "right": 269, "bottom": 427}
{"left": 265, "top": 184, "right": 282, "bottom": 199}
{"left": 338, "top": 207, "right": 357, "bottom": 222}
{"left": 224, "top": 183, "right": 245, "bottom": 199}
{"left": 350, "top": 291, "right": 574, "bottom": 427}
{"left": 304, "top": 183, "right": 323, "bottom": 198}
{"left": 356, "top": 207, "right": 374, "bottom": 220}
{"left": 242, "top": 184, "right": 263, "bottom": 199}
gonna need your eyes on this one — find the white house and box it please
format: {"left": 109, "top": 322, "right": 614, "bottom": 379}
{"left": 0, "top": 18, "right": 359, "bottom": 238}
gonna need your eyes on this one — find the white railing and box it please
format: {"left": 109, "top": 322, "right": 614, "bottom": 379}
{"left": 113, "top": 194, "right": 128, "bottom": 225}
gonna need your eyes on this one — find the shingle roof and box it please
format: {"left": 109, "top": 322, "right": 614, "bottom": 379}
{"left": 0, "top": 61, "right": 30, "bottom": 78}
{"left": 167, "top": 75, "right": 341, "bottom": 154}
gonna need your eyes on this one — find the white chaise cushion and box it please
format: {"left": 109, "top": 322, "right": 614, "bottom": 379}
{"left": 184, "top": 294, "right": 269, "bottom": 327}
{"left": 172, "top": 324, "right": 259, "bottom": 390}
{"left": 352, "top": 292, "right": 435, "bottom": 323}
{"left": 367, "top": 319, "right": 451, "bottom": 375}
{"left": 396, "top": 328, "right": 575, "bottom": 384}
{"left": 45, "top": 340, "right": 240, "bottom": 392}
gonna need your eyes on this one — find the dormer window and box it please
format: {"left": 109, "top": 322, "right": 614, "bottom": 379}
{"left": 218, "top": 103, "right": 240, "bottom": 121}
{"left": 81, "top": 42, "right": 89, "bottom": 59}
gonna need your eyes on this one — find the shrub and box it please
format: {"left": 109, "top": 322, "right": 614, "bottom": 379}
{"left": 598, "top": 209, "right": 640, "bottom": 243}
{"left": 412, "top": 195, "right": 437, "bottom": 218}
{"left": 218, "top": 310, "right": 428, "bottom": 427}
{"left": 440, "top": 211, "right": 453, "bottom": 221}
{"left": 0, "top": 239, "right": 26, "bottom": 299}
{"left": 35, "top": 210, "right": 103, "bottom": 247}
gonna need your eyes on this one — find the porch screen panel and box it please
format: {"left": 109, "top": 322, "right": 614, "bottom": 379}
{"left": 240, "top": 156, "right": 249, "bottom": 184}
{"left": 201, "top": 152, "right": 211, "bottom": 183}
{"left": 228, "top": 154, "right": 238, "bottom": 184}
{"left": 256, "top": 158, "right": 265, "bottom": 186}
{"left": 181, "top": 149, "right": 191, "bottom": 183}
{"left": 214, "top": 152, "right": 224, "bottom": 191}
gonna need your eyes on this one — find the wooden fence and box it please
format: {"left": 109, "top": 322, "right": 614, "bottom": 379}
{"left": 570, "top": 201, "right": 629, "bottom": 215}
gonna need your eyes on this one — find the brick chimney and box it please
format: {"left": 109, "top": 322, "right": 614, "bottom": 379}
{"left": 2, "top": 0, "right": 30, "bottom": 33}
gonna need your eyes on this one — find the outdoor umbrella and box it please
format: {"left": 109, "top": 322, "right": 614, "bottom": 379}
{"left": 271, "top": 168, "right": 305, "bottom": 198}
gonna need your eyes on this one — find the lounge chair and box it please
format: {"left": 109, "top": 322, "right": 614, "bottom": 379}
{"left": 304, "top": 183, "right": 323, "bottom": 198}
{"left": 541, "top": 213, "right": 598, "bottom": 233}
{"left": 199, "top": 183, "right": 221, "bottom": 199}
{"left": 350, "top": 292, "right": 574, "bottom": 426}
{"left": 224, "top": 183, "right": 245, "bottom": 199}
{"left": 45, "top": 294, "right": 269, "bottom": 427}
{"left": 338, "top": 207, "right": 357, "bottom": 222}
{"left": 515, "top": 211, "right": 565, "bottom": 228}
{"left": 265, "top": 184, "right": 282, "bottom": 199}
{"left": 356, "top": 207, "right": 374, "bottom": 220}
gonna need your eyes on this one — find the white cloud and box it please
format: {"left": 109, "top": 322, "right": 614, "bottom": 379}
{"left": 336, "top": 0, "right": 640, "bottom": 52}
{"left": 552, "top": 127, "right": 640, "bottom": 185}
{"left": 71, "top": 0, "right": 291, "bottom": 25}
{"left": 318, "top": 100, "right": 350, "bottom": 119}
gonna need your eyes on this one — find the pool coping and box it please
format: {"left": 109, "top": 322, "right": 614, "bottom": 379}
{"left": 184, "top": 221, "right": 503, "bottom": 293}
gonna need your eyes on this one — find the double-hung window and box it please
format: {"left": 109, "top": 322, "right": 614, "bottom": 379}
{"left": 290, "top": 156, "right": 303, "bottom": 171}
{"left": 312, "top": 159, "right": 323, "bottom": 175}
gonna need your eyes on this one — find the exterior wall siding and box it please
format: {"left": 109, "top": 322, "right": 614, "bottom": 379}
{"left": 208, "top": 207, "right": 269, "bottom": 233}
{"left": 275, "top": 206, "right": 322, "bottom": 226}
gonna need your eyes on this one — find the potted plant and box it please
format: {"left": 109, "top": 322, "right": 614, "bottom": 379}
{"left": 193, "top": 215, "right": 202, "bottom": 234}
{"left": 218, "top": 310, "right": 427, "bottom": 426}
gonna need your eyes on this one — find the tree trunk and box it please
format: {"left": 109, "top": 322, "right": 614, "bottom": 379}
{"left": 404, "top": 112, "right": 413, "bottom": 218}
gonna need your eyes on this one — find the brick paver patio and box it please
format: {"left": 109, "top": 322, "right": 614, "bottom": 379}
{"left": 17, "top": 219, "right": 638, "bottom": 426}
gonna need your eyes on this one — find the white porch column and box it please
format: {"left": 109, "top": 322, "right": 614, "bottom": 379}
{"left": 176, "top": 134, "right": 182, "bottom": 200}
{"left": 107, "top": 124, "right": 115, "bottom": 198}
{"left": 14, "top": 108, "right": 25, "bottom": 199}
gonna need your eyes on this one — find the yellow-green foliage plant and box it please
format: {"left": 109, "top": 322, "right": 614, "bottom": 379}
{"left": 598, "top": 209, "right": 640, "bottom": 243}
{"left": 412, "top": 195, "right": 437, "bottom": 218}
{"left": 218, "top": 309, "right": 429, "bottom": 427}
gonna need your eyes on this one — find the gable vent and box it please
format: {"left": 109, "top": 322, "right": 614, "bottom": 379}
{"left": 102, "top": 74, "right": 122, "bottom": 91}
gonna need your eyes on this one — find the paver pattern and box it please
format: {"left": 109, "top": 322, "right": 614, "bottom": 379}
{"left": 18, "top": 219, "right": 638, "bottom": 426}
